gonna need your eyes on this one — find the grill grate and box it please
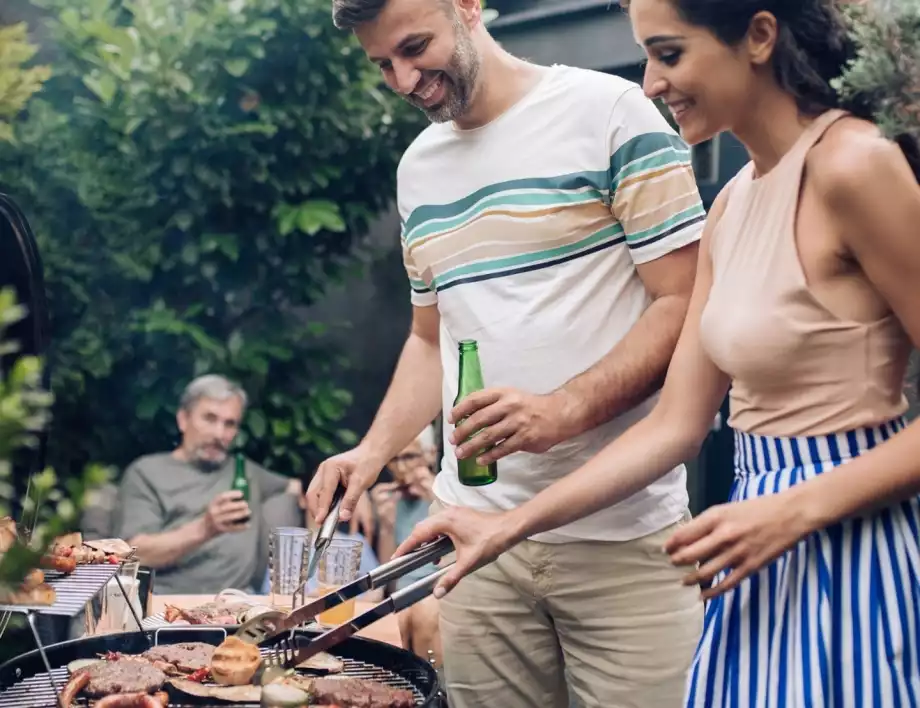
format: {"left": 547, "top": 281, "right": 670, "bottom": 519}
{"left": 0, "top": 564, "right": 122, "bottom": 617}
{"left": 0, "top": 631, "right": 433, "bottom": 707}
{"left": 0, "top": 660, "right": 426, "bottom": 707}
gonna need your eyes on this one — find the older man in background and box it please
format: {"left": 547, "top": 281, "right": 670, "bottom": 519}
{"left": 115, "top": 375, "right": 300, "bottom": 594}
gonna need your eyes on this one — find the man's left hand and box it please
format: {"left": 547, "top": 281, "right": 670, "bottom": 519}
{"left": 449, "top": 388, "right": 574, "bottom": 465}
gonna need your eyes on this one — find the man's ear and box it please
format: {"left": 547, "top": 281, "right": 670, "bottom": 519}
{"left": 454, "top": 0, "right": 482, "bottom": 29}
{"left": 177, "top": 409, "right": 188, "bottom": 434}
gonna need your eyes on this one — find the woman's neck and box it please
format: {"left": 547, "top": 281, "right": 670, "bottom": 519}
{"left": 732, "top": 87, "right": 819, "bottom": 178}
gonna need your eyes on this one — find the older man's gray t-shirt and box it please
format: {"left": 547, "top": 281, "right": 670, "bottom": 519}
{"left": 115, "top": 454, "right": 291, "bottom": 594}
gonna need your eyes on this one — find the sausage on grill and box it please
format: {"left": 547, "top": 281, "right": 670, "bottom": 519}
{"left": 58, "top": 670, "right": 89, "bottom": 707}
{"left": 40, "top": 554, "right": 77, "bottom": 573}
{"left": 93, "top": 693, "right": 164, "bottom": 708}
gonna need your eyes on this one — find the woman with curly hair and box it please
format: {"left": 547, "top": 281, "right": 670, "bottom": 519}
{"left": 397, "top": 0, "right": 920, "bottom": 705}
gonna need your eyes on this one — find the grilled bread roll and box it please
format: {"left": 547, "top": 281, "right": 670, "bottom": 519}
{"left": 53, "top": 531, "right": 83, "bottom": 549}
{"left": 210, "top": 636, "right": 261, "bottom": 685}
{"left": 21, "top": 568, "right": 44, "bottom": 590}
{"left": 0, "top": 582, "right": 56, "bottom": 606}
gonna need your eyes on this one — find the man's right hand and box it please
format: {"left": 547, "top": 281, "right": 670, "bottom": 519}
{"left": 203, "top": 491, "right": 251, "bottom": 537}
{"left": 307, "top": 447, "right": 383, "bottom": 528}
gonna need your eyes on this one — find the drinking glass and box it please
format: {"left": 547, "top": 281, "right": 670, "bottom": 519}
{"left": 269, "top": 527, "right": 312, "bottom": 610}
{"left": 84, "top": 560, "right": 141, "bottom": 635}
{"left": 316, "top": 538, "right": 363, "bottom": 627}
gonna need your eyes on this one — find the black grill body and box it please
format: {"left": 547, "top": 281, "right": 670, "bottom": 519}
{"left": 0, "top": 626, "right": 441, "bottom": 707}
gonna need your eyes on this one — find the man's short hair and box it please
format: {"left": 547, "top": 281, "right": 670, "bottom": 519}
{"left": 332, "top": 0, "right": 452, "bottom": 30}
{"left": 332, "top": 0, "right": 389, "bottom": 30}
{"left": 179, "top": 374, "right": 248, "bottom": 414}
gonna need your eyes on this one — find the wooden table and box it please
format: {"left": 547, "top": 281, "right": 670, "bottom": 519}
{"left": 151, "top": 594, "right": 403, "bottom": 648}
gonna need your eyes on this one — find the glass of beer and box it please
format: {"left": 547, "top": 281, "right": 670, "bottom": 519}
{"left": 315, "top": 538, "right": 363, "bottom": 627}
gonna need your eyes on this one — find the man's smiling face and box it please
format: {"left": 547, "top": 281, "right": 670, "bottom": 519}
{"left": 355, "top": 0, "right": 482, "bottom": 123}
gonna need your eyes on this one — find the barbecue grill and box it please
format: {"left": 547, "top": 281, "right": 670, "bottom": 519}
{"left": 0, "top": 626, "right": 442, "bottom": 707}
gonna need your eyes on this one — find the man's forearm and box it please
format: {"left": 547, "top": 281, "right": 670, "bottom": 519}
{"left": 130, "top": 517, "right": 211, "bottom": 569}
{"left": 556, "top": 294, "right": 689, "bottom": 438}
{"left": 360, "top": 331, "right": 443, "bottom": 466}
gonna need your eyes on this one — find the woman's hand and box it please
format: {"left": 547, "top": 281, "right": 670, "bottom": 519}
{"left": 664, "top": 491, "right": 815, "bottom": 600}
{"left": 393, "top": 505, "right": 519, "bottom": 598}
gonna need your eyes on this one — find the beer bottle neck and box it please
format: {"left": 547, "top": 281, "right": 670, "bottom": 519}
{"left": 457, "top": 351, "right": 485, "bottom": 393}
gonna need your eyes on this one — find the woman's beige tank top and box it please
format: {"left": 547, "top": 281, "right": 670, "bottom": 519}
{"left": 699, "top": 109, "right": 911, "bottom": 437}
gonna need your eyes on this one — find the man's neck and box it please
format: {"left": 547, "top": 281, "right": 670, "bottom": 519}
{"left": 453, "top": 47, "right": 548, "bottom": 131}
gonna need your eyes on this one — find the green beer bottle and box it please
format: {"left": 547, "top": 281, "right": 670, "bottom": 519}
{"left": 231, "top": 451, "right": 251, "bottom": 523}
{"left": 454, "top": 339, "right": 498, "bottom": 486}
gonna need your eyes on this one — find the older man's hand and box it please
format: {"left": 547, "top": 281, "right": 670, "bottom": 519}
{"left": 448, "top": 387, "right": 578, "bottom": 465}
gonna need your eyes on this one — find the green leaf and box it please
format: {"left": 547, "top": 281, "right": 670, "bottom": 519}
{"left": 84, "top": 73, "right": 116, "bottom": 105}
{"left": 136, "top": 396, "right": 159, "bottom": 421}
{"left": 248, "top": 409, "right": 267, "bottom": 438}
{"left": 223, "top": 58, "right": 250, "bottom": 78}
{"left": 294, "top": 200, "right": 346, "bottom": 236}
{"left": 175, "top": 212, "right": 194, "bottom": 231}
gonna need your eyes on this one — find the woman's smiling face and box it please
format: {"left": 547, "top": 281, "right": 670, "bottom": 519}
{"left": 628, "top": 0, "right": 761, "bottom": 145}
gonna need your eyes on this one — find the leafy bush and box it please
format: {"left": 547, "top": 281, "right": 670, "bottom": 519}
{"left": 0, "top": 287, "right": 109, "bottom": 588}
{"left": 834, "top": 0, "right": 920, "bottom": 144}
{"left": 0, "top": 0, "right": 423, "bottom": 477}
{"left": 0, "top": 22, "right": 50, "bottom": 143}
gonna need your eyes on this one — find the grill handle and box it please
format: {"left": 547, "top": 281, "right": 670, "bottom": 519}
{"left": 368, "top": 536, "right": 453, "bottom": 590}
{"left": 390, "top": 564, "right": 453, "bottom": 613}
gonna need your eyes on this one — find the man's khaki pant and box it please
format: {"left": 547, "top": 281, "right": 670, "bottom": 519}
{"left": 431, "top": 499, "right": 703, "bottom": 708}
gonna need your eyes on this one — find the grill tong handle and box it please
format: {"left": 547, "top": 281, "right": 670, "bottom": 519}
{"left": 389, "top": 563, "right": 454, "bottom": 612}
{"left": 368, "top": 535, "right": 454, "bottom": 589}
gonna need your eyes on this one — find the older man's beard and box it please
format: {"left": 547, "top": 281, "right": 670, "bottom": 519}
{"left": 191, "top": 445, "right": 228, "bottom": 471}
{"left": 405, "top": 23, "right": 481, "bottom": 123}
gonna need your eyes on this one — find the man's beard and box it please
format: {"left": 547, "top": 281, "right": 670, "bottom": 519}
{"left": 191, "top": 445, "right": 228, "bottom": 471}
{"left": 405, "top": 22, "right": 481, "bottom": 123}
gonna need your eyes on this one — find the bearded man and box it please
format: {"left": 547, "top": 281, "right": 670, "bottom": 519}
{"left": 115, "top": 374, "right": 300, "bottom": 594}
{"left": 308, "top": 0, "right": 708, "bottom": 705}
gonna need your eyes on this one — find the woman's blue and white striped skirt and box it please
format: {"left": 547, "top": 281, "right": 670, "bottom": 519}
{"left": 685, "top": 418, "right": 920, "bottom": 708}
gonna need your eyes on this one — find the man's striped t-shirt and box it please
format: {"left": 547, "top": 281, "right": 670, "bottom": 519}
{"left": 397, "top": 65, "right": 705, "bottom": 543}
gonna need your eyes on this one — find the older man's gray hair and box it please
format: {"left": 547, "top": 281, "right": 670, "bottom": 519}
{"left": 179, "top": 374, "right": 248, "bottom": 413}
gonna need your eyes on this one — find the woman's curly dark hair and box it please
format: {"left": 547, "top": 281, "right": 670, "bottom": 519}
{"left": 620, "top": 0, "right": 920, "bottom": 183}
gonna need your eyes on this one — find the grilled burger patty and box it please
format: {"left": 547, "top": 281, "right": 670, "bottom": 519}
{"left": 143, "top": 642, "right": 215, "bottom": 672}
{"left": 311, "top": 677, "right": 416, "bottom": 708}
{"left": 83, "top": 659, "right": 167, "bottom": 696}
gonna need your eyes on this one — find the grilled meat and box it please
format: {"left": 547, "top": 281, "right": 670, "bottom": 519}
{"left": 311, "top": 677, "right": 416, "bottom": 708}
{"left": 164, "top": 601, "right": 248, "bottom": 625}
{"left": 142, "top": 642, "right": 214, "bottom": 674}
{"left": 83, "top": 659, "right": 167, "bottom": 697}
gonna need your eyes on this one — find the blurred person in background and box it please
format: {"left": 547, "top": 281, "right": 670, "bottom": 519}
{"left": 372, "top": 423, "right": 444, "bottom": 666}
{"left": 115, "top": 374, "right": 301, "bottom": 594}
{"left": 371, "top": 424, "right": 439, "bottom": 589}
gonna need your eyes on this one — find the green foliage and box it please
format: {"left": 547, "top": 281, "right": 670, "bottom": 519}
{"left": 0, "top": 22, "right": 50, "bottom": 143}
{"left": 0, "top": 0, "right": 422, "bottom": 477}
{"left": 834, "top": 0, "right": 920, "bottom": 142}
{"left": 0, "top": 287, "right": 110, "bottom": 588}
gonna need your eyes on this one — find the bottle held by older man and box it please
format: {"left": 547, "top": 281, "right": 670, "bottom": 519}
{"left": 231, "top": 451, "right": 252, "bottom": 524}
{"left": 454, "top": 340, "right": 498, "bottom": 487}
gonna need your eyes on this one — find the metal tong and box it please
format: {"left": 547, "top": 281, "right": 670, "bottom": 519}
{"left": 260, "top": 563, "right": 453, "bottom": 683}
{"left": 304, "top": 484, "right": 347, "bottom": 583}
{"left": 236, "top": 534, "right": 454, "bottom": 666}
